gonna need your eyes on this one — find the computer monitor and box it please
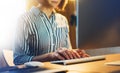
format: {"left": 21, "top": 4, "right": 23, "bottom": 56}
{"left": 77, "top": 0, "right": 120, "bottom": 49}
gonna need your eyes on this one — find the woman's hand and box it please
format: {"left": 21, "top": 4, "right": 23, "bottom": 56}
{"left": 56, "top": 48, "right": 80, "bottom": 59}
{"left": 52, "top": 48, "right": 90, "bottom": 60}
{"left": 32, "top": 48, "right": 89, "bottom": 62}
{"left": 75, "top": 49, "right": 90, "bottom": 58}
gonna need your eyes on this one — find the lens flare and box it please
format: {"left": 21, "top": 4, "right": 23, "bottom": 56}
{"left": 0, "top": 0, "right": 26, "bottom": 49}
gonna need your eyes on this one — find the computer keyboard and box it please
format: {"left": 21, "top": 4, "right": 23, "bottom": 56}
{"left": 51, "top": 55, "right": 106, "bottom": 65}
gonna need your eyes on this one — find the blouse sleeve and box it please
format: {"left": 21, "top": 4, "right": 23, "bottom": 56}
{"left": 13, "top": 14, "right": 34, "bottom": 65}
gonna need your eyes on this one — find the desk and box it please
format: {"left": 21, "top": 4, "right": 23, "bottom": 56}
{"left": 1, "top": 54, "right": 120, "bottom": 73}
{"left": 44, "top": 54, "right": 120, "bottom": 73}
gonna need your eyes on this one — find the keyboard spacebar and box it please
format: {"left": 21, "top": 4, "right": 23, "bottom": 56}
{"left": 51, "top": 55, "right": 106, "bottom": 65}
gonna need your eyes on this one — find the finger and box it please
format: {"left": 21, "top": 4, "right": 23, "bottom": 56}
{"left": 65, "top": 50, "right": 73, "bottom": 59}
{"left": 76, "top": 49, "right": 88, "bottom": 56}
{"left": 72, "top": 50, "right": 81, "bottom": 58}
{"left": 70, "top": 51, "right": 78, "bottom": 59}
{"left": 57, "top": 49, "right": 70, "bottom": 60}
{"left": 80, "top": 50, "right": 90, "bottom": 57}
{"left": 54, "top": 52, "right": 65, "bottom": 60}
{"left": 82, "top": 54, "right": 90, "bottom": 58}
{"left": 81, "top": 50, "right": 87, "bottom": 54}
{"left": 75, "top": 49, "right": 84, "bottom": 55}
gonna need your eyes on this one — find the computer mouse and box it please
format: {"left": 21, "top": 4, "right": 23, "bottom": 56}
{"left": 24, "top": 61, "right": 44, "bottom": 67}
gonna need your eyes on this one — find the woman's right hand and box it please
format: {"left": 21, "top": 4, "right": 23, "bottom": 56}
{"left": 32, "top": 48, "right": 89, "bottom": 62}
{"left": 51, "top": 48, "right": 89, "bottom": 61}
{"left": 51, "top": 48, "right": 81, "bottom": 60}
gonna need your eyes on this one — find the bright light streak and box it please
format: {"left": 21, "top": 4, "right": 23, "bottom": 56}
{"left": 0, "top": 0, "right": 26, "bottom": 49}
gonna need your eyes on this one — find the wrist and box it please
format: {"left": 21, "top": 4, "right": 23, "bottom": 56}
{"left": 32, "top": 53, "right": 57, "bottom": 62}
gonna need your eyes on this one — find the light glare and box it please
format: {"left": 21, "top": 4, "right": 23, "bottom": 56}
{"left": 0, "top": 0, "right": 26, "bottom": 49}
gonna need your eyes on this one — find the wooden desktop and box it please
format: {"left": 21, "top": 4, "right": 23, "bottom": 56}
{"left": 43, "top": 54, "right": 120, "bottom": 73}
{"left": 0, "top": 54, "right": 120, "bottom": 73}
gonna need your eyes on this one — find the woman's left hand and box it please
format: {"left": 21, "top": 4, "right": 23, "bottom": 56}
{"left": 75, "top": 49, "right": 90, "bottom": 58}
{"left": 56, "top": 48, "right": 90, "bottom": 60}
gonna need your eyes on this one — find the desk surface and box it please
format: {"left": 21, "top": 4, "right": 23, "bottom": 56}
{"left": 43, "top": 54, "right": 120, "bottom": 73}
{"left": 1, "top": 54, "right": 120, "bottom": 73}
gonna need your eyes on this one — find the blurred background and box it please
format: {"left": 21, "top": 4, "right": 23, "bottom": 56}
{"left": 0, "top": 0, "right": 26, "bottom": 50}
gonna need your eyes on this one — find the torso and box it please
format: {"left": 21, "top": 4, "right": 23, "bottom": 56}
{"left": 22, "top": 7, "right": 69, "bottom": 56}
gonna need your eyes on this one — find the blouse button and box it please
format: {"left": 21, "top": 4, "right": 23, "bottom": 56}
{"left": 41, "top": 15, "right": 44, "bottom": 17}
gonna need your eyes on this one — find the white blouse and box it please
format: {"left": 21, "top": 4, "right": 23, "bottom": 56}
{"left": 13, "top": 6, "right": 72, "bottom": 65}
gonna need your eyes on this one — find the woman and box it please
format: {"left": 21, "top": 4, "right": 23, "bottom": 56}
{"left": 14, "top": 0, "right": 89, "bottom": 65}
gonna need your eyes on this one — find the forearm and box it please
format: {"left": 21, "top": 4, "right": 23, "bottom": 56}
{"left": 32, "top": 53, "right": 57, "bottom": 62}
{"left": 14, "top": 53, "right": 34, "bottom": 65}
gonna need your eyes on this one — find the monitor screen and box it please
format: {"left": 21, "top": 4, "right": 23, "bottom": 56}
{"left": 77, "top": 0, "right": 120, "bottom": 49}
